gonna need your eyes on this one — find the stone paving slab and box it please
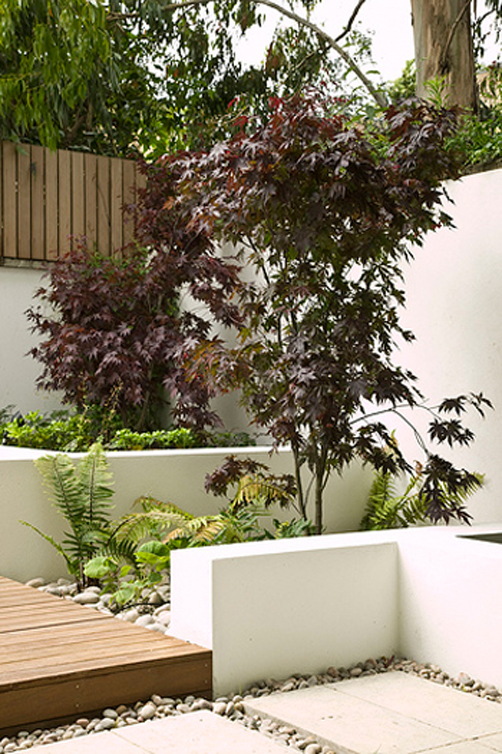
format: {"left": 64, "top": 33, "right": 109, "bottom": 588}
{"left": 336, "top": 673, "right": 502, "bottom": 739}
{"left": 31, "top": 711, "right": 289, "bottom": 754}
{"left": 243, "top": 672, "right": 502, "bottom": 754}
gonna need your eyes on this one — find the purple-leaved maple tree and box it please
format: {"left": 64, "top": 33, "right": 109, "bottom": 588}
{"left": 28, "top": 159, "right": 242, "bottom": 433}
{"left": 177, "top": 92, "right": 491, "bottom": 534}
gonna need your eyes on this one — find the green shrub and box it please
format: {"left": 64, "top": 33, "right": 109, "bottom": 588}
{"left": 1, "top": 408, "right": 255, "bottom": 451}
{"left": 107, "top": 427, "right": 199, "bottom": 450}
{"left": 2, "top": 410, "right": 93, "bottom": 451}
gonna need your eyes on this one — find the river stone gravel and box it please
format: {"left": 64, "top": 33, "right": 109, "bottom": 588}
{"left": 1, "top": 577, "right": 501, "bottom": 753}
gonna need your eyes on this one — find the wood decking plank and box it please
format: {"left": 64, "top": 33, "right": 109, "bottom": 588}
{"left": 2, "top": 620, "right": 187, "bottom": 650}
{"left": 0, "top": 576, "right": 212, "bottom": 733}
{"left": 1, "top": 646, "right": 211, "bottom": 685}
{"left": 0, "top": 653, "right": 212, "bottom": 732}
{"left": 1, "top": 630, "right": 196, "bottom": 667}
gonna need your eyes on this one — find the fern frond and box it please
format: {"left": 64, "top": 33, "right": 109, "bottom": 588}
{"left": 233, "top": 475, "right": 293, "bottom": 509}
{"left": 96, "top": 535, "right": 139, "bottom": 566}
{"left": 360, "top": 470, "right": 398, "bottom": 530}
{"left": 111, "top": 509, "right": 193, "bottom": 544}
{"left": 185, "top": 517, "right": 225, "bottom": 543}
{"left": 20, "top": 520, "right": 77, "bottom": 574}
{"left": 35, "top": 453, "right": 87, "bottom": 529}
{"left": 361, "top": 472, "right": 426, "bottom": 531}
{"left": 77, "top": 443, "right": 114, "bottom": 525}
{"left": 133, "top": 496, "right": 191, "bottom": 517}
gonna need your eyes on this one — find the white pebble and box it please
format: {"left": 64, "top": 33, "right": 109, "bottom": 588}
{"left": 135, "top": 614, "right": 154, "bottom": 627}
{"left": 155, "top": 610, "right": 171, "bottom": 625}
{"left": 73, "top": 591, "right": 99, "bottom": 605}
{"left": 138, "top": 703, "right": 157, "bottom": 720}
{"left": 102, "top": 708, "right": 118, "bottom": 719}
{"left": 25, "top": 577, "right": 45, "bottom": 588}
{"left": 212, "top": 702, "right": 227, "bottom": 716}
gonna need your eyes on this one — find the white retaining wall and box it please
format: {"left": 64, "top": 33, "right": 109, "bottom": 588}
{"left": 170, "top": 524, "right": 502, "bottom": 696}
{"left": 398, "top": 524, "right": 502, "bottom": 686}
{"left": 0, "top": 265, "right": 63, "bottom": 415}
{"left": 170, "top": 534, "right": 399, "bottom": 694}
{"left": 0, "top": 446, "right": 372, "bottom": 583}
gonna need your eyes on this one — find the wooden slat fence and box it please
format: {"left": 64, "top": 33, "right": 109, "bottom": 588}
{"left": 0, "top": 142, "right": 145, "bottom": 263}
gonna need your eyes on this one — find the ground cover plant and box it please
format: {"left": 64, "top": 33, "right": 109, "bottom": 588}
{"left": 0, "top": 408, "right": 255, "bottom": 452}
{"left": 160, "top": 91, "right": 491, "bottom": 535}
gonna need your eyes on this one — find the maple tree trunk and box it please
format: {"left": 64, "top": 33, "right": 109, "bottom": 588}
{"left": 411, "top": 0, "right": 478, "bottom": 111}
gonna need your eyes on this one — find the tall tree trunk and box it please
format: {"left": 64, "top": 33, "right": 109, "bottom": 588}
{"left": 411, "top": 0, "right": 478, "bottom": 111}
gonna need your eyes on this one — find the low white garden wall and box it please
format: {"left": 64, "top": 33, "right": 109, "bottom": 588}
{"left": 170, "top": 534, "right": 399, "bottom": 694}
{"left": 170, "top": 524, "right": 502, "bottom": 696}
{"left": 0, "top": 446, "right": 372, "bottom": 582}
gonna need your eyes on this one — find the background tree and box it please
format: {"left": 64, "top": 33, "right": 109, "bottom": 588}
{"left": 0, "top": 0, "right": 390, "bottom": 156}
{"left": 4, "top": 0, "right": 502, "bottom": 157}
{"left": 175, "top": 92, "right": 489, "bottom": 534}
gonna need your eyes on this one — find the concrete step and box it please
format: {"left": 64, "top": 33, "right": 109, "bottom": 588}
{"left": 243, "top": 672, "right": 502, "bottom": 754}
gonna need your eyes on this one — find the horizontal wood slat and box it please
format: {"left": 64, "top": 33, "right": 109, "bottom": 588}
{"left": 0, "top": 576, "right": 212, "bottom": 733}
{"left": 0, "top": 143, "right": 141, "bottom": 263}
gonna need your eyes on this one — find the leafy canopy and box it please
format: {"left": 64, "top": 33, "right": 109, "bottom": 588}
{"left": 0, "top": 0, "right": 387, "bottom": 155}
{"left": 28, "top": 201, "right": 242, "bottom": 431}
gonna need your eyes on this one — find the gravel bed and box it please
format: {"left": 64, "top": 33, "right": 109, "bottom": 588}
{"left": 2, "top": 578, "right": 501, "bottom": 753}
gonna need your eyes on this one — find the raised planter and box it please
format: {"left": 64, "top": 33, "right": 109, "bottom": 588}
{"left": 0, "top": 445, "right": 371, "bottom": 582}
{"left": 169, "top": 524, "right": 502, "bottom": 695}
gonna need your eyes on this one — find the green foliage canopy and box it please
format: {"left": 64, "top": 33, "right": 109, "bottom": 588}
{"left": 0, "top": 0, "right": 386, "bottom": 156}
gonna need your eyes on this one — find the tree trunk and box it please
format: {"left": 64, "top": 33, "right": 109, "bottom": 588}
{"left": 314, "top": 474, "right": 323, "bottom": 535}
{"left": 410, "top": 0, "right": 478, "bottom": 111}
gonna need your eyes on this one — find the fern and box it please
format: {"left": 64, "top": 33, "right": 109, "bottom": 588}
{"left": 233, "top": 474, "right": 294, "bottom": 509}
{"left": 361, "top": 471, "right": 429, "bottom": 530}
{"left": 76, "top": 443, "right": 114, "bottom": 526}
{"left": 360, "top": 469, "right": 482, "bottom": 531}
{"left": 24, "top": 443, "right": 114, "bottom": 588}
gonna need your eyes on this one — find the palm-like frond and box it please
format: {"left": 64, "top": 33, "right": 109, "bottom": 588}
{"left": 233, "top": 475, "right": 294, "bottom": 509}
{"left": 20, "top": 520, "right": 77, "bottom": 574}
{"left": 111, "top": 508, "right": 193, "bottom": 543}
{"left": 94, "top": 533, "right": 139, "bottom": 566}
{"left": 175, "top": 516, "right": 225, "bottom": 543}
{"left": 31, "top": 443, "right": 115, "bottom": 588}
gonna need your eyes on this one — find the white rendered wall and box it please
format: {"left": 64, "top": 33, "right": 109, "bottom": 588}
{"left": 170, "top": 524, "right": 502, "bottom": 696}
{"left": 397, "top": 168, "right": 502, "bottom": 523}
{"left": 0, "top": 446, "right": 372, "bottom": 582}
{"left": 0, "top": 265, "right": 63, "bottom": 415}
{"left": 398, "top": 524, "right": 502, "bottom": 688}
{"left": 170, "top": 534, "right": 399, "bottom": 695}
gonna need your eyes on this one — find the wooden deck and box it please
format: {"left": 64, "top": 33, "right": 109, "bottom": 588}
{"left": 0, "top": 576, "right": 212, "bottom": 734}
